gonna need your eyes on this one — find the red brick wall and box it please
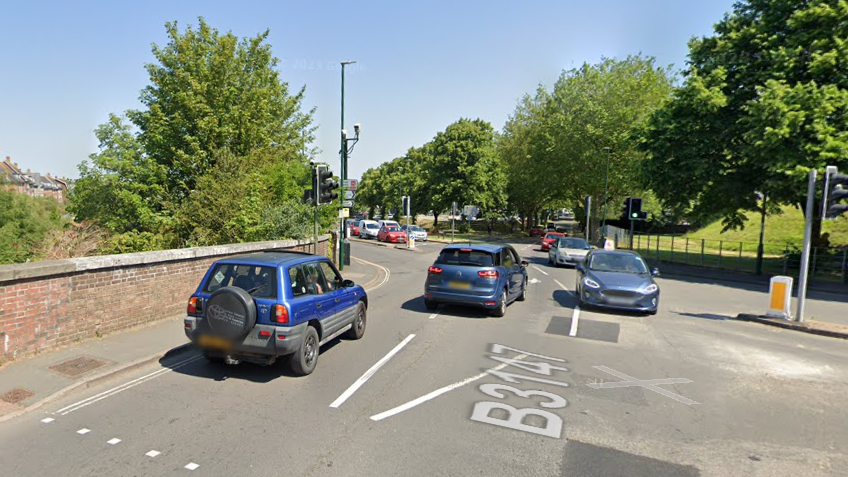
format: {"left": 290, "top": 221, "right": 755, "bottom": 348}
{"left": 0, "top": 238, "right": 328, "bottom": 360}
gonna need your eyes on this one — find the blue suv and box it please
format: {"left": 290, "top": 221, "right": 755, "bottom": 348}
{"left": 424, "top": 244, "right": 528, "bottom": 317}
{"left": 184, "top": 252, "right": 368, "bottom": 376}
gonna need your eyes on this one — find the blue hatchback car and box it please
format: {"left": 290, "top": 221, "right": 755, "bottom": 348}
{"left": 424, "top": 244, "right": 529, "bottom": 317}
{"left": 184, "top": 252, "right": 367, "bottom": 376}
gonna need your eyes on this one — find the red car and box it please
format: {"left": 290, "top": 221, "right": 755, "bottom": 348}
{"left": 346, "top": 220, "right": 359, "bottom": 236}
{"left": 378, "top": 225, "right": 407, "bottom": 243}
{"left": 540, "top": 232, "right": 566, "bottom": 251}
{"left": 529, "top": 226, "right": 545, "bottom": 237}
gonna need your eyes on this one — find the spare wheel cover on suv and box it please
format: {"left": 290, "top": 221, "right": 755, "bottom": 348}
{"left": 205, "top": 286, "right": 257, "bottom": 341}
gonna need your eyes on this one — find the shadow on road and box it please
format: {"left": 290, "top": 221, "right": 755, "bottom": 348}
{"left": 673, "top": 311, "right": 732, "bottom": 321}
{"left": 164, "top": 339, "right": 344, "bottom": 382}
{"left": 553, "top": 289, "right": 577, "bottom": 308}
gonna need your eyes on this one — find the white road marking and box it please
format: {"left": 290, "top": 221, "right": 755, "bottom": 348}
{"left": 523, "top": 244, "right": 533, "bottom": 250}
{"left": 77, "top": 428, "right": 90, "bottom": 435}
{"left": 146, "top": 450, "right": 161, "bottom": 458}
{"left": 330, "top": 334, "right": 416, "bottom": 408}
{"left": 529, "top": 278, "right": 541, "bottom": 284}
{"left": 40, "top": 417, "right": 54, "bottom": 423}
{"left": 428, "top": 311, "right": 439, "bottom": 319}
{"left": 531, "top": 265, "right": 549, "bottom": 276}
{"left": 352, "top": 256, "right": 391, "bottom": 292}
{"left": 55, "top": 354, "right": 202, "bottom": 416}
{"left": 370, "top": 354, "right": 528, "bottom": 421}
{"left": 107, "top": 438, "right": 121, "bottom": 445}
{"left": 185, "top": 463, "right": 200, "bottom": 470}
{"left": 588, "top": 366, "right": 700, "bottom": 405}
{"left": 569, "top": 307, "right": 580, "bottom": 337}
{"left": 553, "top": 279, "right": 567, "bottom": 290}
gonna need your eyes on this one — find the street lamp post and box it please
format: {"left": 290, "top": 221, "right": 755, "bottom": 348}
{"left": 339, "top": 60, "right": 357, "bottom": 271}
{"left": 601, "top": 147, "right": 612, "bottom": 235}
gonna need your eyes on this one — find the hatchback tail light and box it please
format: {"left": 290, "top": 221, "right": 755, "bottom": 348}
{"left": 478, "top": 270, "right": 499, "bottom": 279}
{"left": 428, "top": 266, "right": 443, "bottom": 274}
{"left": 274, "top": 304, "right": 289, "bottom": 324}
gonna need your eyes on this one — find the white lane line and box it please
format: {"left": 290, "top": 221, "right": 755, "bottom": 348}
{"left": 523, "top": 244, "right": 533, "bottom": 250}
{"left": 553, "top": 279, "right": 568, "bottom": 290}
{"left": 146, "top": 450, "right": 161, "bottom": 458}
{"left": 370, "top": 354, "right": 527, "bottom": 421}
{"left": 531, "top": 265, "right": 549, "bottom": 276}
{"left": 353, "top": 257, "right": 391, "bottom": 292}
{"left": 569, "top": 307, "right": 580, "bottom": 337}
{"left": 56, "top": 354, "right": 203, "bottom": 416}
{"left": 330, "top": 334, "right": 416, "bottom": 408}
{"left": 77, "top": 428, "right": 90, "bottom": 435}
{"left": 41, "top": 417, "right": 55, "bottom": 423}
{"left": 428, "top": 311, "right": 439, "bottom": 320}
{"left": 185, "top": 463, "right": 200, "bottom": 471}
{"left": 107, "top": 438, "right": 121, "bottom": 445}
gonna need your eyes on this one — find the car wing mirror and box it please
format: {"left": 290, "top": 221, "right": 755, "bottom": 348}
{"left": 342, "top": 279, "right": 355, "bottom": 287}
{"left": 520, "top": 260, "right": 529, "bottom": 268}
{"left": 576, "top": 264, "right": 585, "bottom": 273}
{"left": 651, "top": 268, "right": 660, "bottom": 277}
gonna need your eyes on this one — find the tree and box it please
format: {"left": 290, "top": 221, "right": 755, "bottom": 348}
{"left": 640, "top": 0, "right": 848, "bottom": 242}
{"left": 70, "top": 18, "right": 315, "bottom": 250}
{"left": 426, "top": 118, "right": 507, "bottom": 227}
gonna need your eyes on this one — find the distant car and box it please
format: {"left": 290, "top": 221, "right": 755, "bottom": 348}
{"left": 358, "top": 220, "right": 379, "bottom": 239}
{"left": 575, "top": 250, "right": 660, "bottom": 315}
{"left": 528, "top": 226, "right": 545, "bottom": 237}
{"left": 549, "top": 237, "right": 591, "bottom": 267}
{"left": 378, "top": 225, "right": 407, "bottom": 243}
{"left": 540, "top": 232, "right": 566, "bottom": 252}
{"left": 346, "top": 219, "right": 359, "bottom": 236}
{"left": 401, "top": 224, "right": 428, "bottom": 241}
{"left": 424, "top": 244, "right": 528, "bottom": 317}
{"left": 184, "top": 252, "right": 368, "bottom": 375}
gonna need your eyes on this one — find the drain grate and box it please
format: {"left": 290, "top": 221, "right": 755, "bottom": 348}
{"left": 49, "top": 355, "right": 109, "bottom": 378}
{"left": 1, "top": 387, "right": 35, "bottom": 404}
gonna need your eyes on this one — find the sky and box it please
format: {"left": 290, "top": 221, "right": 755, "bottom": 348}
{"left": 0, "top": 0, "right": 737, "bottom": 181}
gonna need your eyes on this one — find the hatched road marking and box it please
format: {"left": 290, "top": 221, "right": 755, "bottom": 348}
{"left": 330, "top": 334, "right": 416, "bottom": 408}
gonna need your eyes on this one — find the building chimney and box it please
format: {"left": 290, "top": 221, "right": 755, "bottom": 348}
{"left": 26, "top": 168, "right": 31, "bottom": 174}
{"left": 46, "top": 173, "right": 52, "bottom": 178}
{"left": 4, "top": 156, "right": 9, "bottom": 163}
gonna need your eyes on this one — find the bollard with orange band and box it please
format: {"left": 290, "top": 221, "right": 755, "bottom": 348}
{"left": 766, "top": 276, "right": 793, "bottom": 320}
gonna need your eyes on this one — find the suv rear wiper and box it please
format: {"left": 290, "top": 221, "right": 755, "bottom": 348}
{"left": 247, "top": 283, "right": 267, "bottom": 294}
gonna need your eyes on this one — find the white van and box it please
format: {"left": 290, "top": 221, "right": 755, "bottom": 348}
{"left": 378, "top": 220, "right": 400, "bottom": 230}
{"left": 358, "top": 220, "right": 380, "bottom": 239}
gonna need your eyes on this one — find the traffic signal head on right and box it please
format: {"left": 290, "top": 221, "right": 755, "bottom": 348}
{"left": 315, "top": 165, "right": 339, "bottom": 205}
{"left": 825, "top": 173, "right": 848, "bottom": 220}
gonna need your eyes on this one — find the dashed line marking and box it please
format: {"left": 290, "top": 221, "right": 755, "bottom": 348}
{"left": 330, "top": 334, "right": 416, "bottom": 408}
{"left": 370, "top": 354, "right": 528, "bottom": 421}
{"left": 531, "top": 265, "right": 549, "bottom": 276}
{"left": 570, "top": 307, "right": 581, "bottom": 337}
{"left": 428, "top": 311, "right": 439, "bottom": 319}
{"left": 146, "top": 450, "right": 161, "bottom": 458}
{"left": 185, "top": 463, "right": 200, "bottom": 471}
{"left": 77, "top": 428, "right": 90, "bottom": 435}
{"left": 553, "top": 279, "right": 568, "bottom": 291}
{"left": 40, "top": 417, "right": 54, "bottom": 424}
{"left": 107, "top": 438, "right": 121, "bottom": 445}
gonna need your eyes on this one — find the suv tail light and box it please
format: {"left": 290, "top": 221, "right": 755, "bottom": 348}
{"left": 274, "top": 304, "right": 289, "bottom": 324}
{"left": 187, "top": 296, "right": 203, "bottom": 315}
{"left": 478, "top": 270, "right": 499, "bottom": 279}
{"left": 428, "top": 266, "right": 443, "bottom": 274}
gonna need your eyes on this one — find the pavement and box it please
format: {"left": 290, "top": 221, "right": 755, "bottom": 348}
{"left": 0, "top": 254, "right": 387, "bottom": 421}
{"left": 1, "top": 242, "right": 847, "bottom": 476}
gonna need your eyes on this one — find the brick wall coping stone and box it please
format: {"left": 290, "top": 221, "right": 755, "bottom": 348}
{"left": 0, "top": 236, "right": 330, "bottom": 283}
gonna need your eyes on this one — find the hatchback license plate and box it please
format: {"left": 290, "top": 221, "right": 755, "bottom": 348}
{"left": 606, "top": 296, "right": 633, "bottom": 306}
{"left": 448, "top": 281, "right": 471, "bottom": 289}
{"left": 198, "top": 335, "right": 232, "bottom": 350}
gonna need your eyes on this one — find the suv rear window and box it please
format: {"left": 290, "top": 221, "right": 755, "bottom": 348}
{"left": 435, "top": 249, "right": 495, "bottom": 267}
{"left": 203, "top": 263, "right": 278, "bottom": 299}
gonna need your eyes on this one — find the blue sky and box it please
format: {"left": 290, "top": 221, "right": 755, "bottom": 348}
{"left": 0, "top": 0, "right": 736, "bottom": 181}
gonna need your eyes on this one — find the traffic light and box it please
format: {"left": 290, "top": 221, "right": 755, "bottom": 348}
{"left": 315, "top": 165, "right": 339, "bottom": 205}
{"left": 624, "top": 197, "right": 647, "bottom": 221}
{"left": 402, "top": 196, "right": 411, "bottom": 216}
{"left": 823, "top": 170, "right": 848, "bottom": 220}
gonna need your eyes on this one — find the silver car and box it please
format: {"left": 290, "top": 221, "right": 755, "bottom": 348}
{"left": 548, "top": 237, "right": 591, "bottom": 267}
{"left": 401, "top": 224, "right": 428, "bottom": 241}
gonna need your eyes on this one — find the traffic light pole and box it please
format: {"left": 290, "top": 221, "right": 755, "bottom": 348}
{"left": 795, "top": 169, "right": 816, "bottom": 323}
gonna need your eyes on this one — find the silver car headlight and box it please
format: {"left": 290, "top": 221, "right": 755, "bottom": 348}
{"left": 583, "top": 278, "right": 601, "bottom": 289}
{"left": 643, "top": 284, "right": 658, "bottom": 294}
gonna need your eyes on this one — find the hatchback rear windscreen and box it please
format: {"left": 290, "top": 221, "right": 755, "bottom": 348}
{"left": 435, "top": 249, "right": 495, "bottom": 267}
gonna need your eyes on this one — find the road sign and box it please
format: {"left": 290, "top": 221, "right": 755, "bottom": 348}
{"left": 344, "top": 190, "right": 356, "bottom": 200}
{"left": 339, "top": 208, "right": 349, "bottom": 218}
{"left": 343, "top": 179, "right": 358, "bottom": 191}
{"left": 343, "top": 200, "right": 354, "bottom": 208}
